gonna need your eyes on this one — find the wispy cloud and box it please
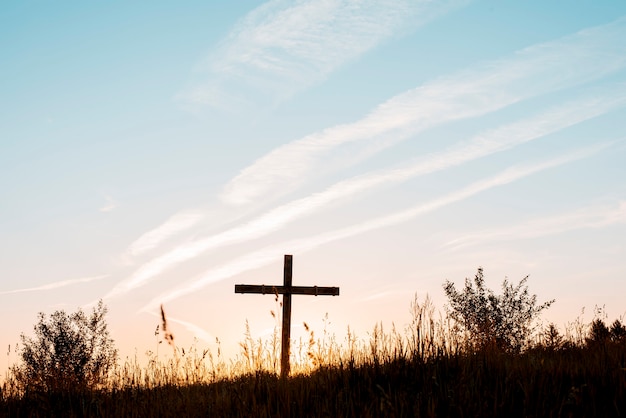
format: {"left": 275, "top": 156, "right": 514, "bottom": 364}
{"left": 161, "top": 315, "right": 215, "bottom": 344}
{"left": 0, "top": 275, "right": 109, "bottom": 296}
{"left": 443, "top": 200, "right": 626, "bottom": 250}
{"left": 142, "top": 308, "right": 216, "bottom": 344}
{"left": 108, "top": 87, "right": 625, "bottom": 297}
{"left": 220, "top": 17, "right": 626, "bottom": 206}
{"left": 360, "top": 289, "right": 400, "bottom": 303}
{"left": 100, "top": 195, "right": 118, "bottom": 213}
{"left": 125, "top": 210, "right": 205, "bottom": 259}
{"left": 109, "top": 18, "right": 626, "bottom": 300}
{"left": 180, "top": 0, "right": 464, "bottom": 109}
{"left": 143, "top": 144, "right": 606, "bottom": 310}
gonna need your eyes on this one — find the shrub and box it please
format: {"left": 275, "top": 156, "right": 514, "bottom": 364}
{"left": 13, "top": 300, "right": 117, "bottom": 393}
{"left": 443, "top": 267, "right": 554, "bottom": 352}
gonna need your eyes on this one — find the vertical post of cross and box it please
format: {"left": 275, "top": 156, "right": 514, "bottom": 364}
{"left": 281, "top": 254, "right": 293, "bottom": 378}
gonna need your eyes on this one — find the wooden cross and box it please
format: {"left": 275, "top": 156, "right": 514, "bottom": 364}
{"left": 235, "top": 254, "right": 339, "bottom": 378}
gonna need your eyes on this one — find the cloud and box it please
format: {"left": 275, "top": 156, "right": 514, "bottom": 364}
{"left": 107, "top": 87, "right": 625, "bottom": 297}
{"left": 220, "top": 17, "right": 626, "bottom": 206}
{"left": 360, "top": 290, "right": 399, "bottom": 303}
{"left": 142, "top": 144, "right": 607, "bottom": 310}
{"left": 163, "top": 316, "right": 215, "bottom": 344}
{"left": 0, "top": 275, "right": 109, "bottom": 296}
{"left": 443, "top": 200, "right": 626, "bottom": 250}
{"left": 108, "top": 18, "right": 626, "bottom": 299}
{"left": 179, "top": 0, "right": 464, "bottom": 109}
{"left": 142, "top": 309, "right": 216, "bottom": 344}
{"left": 125, "top": 210, "right": 205, "bottom": 258}
{"left": 100, "top": 195, "right": 118, "bottom": 213}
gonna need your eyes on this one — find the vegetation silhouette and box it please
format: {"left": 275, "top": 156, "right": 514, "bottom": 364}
{"left": 587, "top": 317, "right": 626, "bottom": 345}
{"left": 10, "top": 300, "right": 117, "bottom": 395}
{"left": 1, "top": 270, "right": 625, "bottom": 417}
{"left": 443, "top": 267, "right": 555, "bottom": 352}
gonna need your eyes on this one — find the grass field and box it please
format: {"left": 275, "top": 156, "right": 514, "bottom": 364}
{"left": 1, "top": 296, "right": 625, "bottom": 417}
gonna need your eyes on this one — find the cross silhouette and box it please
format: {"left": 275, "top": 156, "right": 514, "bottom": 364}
{"left": 235, "top": 254, "right": 339, "bottom": 378}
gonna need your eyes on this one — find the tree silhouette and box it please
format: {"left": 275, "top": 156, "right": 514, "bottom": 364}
{"left": 13, "top": 300, "right": 117, "bottom": 393}
{"left": 542, "top": 323, "right": 564, "bottom": 351}
{"left": 587, "top": 318, "right": 626, "bottom": 345}
{"left": 443, "top": 267, "right": 554, "bottom": 352}
{"left": 587, "top": 318, "right": 610, "bottom": 345}
{"left": 610, "top": 319, "right": 626, "bottom": 342}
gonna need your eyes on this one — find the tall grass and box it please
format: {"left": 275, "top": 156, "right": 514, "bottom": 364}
{"left": 1, "top": 295, "right": 625, "bottom": 417}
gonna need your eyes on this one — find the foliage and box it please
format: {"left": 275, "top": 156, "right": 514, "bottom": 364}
{"left": 541, "top": 323, "right": 564, "bottom": 350}
{"left": 587, "top": 318, "right": 611, "bottom": 345}
{"left": 587, "top": 318, "right": 626, "bottom": 345}
{"left": 443, "top": 267, "right": 554, "bottom": 352}
{"left": 609, "top": 319, "right": 626, "bottom": 341}
{"left": 2, "top": 294, "right": 626, "bottom": 417}
{"left": 12, "top": 300, "right": 117, "bottom": 393}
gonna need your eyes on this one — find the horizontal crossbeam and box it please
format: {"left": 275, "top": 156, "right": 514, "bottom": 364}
{"left": 235, "top": 284, "right": 339, "bottom": 296}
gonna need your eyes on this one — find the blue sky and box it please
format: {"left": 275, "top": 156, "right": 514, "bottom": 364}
{"left": 2, "top": 0, "right": 626, "bottom": 371}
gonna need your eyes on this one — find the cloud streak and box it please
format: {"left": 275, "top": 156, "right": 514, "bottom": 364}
{"left": 181, "top": 0, "right": 463, "bottom": 109}
{"left": 126, "top": 210, "right": 205, "bottom": 258}
{"left": 220, "top": 17, "right": 626, "bottom": 206}
{"left": 443, "top": 200, "right": 626, "bottom": 250}
{"left": 163, "top": 316, "right": 215, "bottom": 344}
{"left": 143, "top": 144, "right": 607, "bottom": 310}
{"left": 109, "top": 18, "right": 626, "bottom": 300}
{"left": 108, "top": 88, "right": 625, "bottom": 298}
{"left": 0, "top": 275, "right": 109, "bottom": 296}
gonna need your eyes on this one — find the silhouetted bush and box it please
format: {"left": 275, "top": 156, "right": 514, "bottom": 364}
{"left": 12, "top": 300, "right": 117, "bottom": 394}
{"left": 443, "top": 267, "right": 554, "bottom": 352}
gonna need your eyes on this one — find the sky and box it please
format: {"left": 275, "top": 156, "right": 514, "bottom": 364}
{"left": 2, "top": 0, "right": 626, "bottom": 374}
